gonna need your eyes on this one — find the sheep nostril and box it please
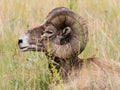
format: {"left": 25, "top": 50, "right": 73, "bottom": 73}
{"left": 18, "top": 39, "right": 23, "bottom": 44}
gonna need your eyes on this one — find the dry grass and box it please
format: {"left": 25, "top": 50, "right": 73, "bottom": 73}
{"left": 0, "top": 0, "right": 120, "bottom": 90}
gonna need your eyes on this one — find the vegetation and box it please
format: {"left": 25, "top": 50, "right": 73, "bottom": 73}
{"left": 0, "top": 0, "right": 120, "bottom": 90}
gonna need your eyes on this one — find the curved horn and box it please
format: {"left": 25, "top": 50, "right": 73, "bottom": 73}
{"left": 44, "top": 7, "right": 88, "bottom": 54}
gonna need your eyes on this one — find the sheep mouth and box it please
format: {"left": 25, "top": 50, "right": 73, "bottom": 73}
{"left": 19, "top": 44, "right": 45, "bottom": 52}
{"left": 19, "top": 46, "right": 29, "bottom": 52}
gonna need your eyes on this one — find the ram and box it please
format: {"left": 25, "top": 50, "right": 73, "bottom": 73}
{"left": 18, "top": 7, "right": 120, "bottom": 90}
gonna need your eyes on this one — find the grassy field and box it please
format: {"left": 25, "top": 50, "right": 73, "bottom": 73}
{"left": 0, "top": 0, "right": 120, "bottom": 90}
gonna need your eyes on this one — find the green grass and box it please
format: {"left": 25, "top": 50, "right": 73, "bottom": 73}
{"left": 0, "top": 0, "right": 120, "bottom": 90}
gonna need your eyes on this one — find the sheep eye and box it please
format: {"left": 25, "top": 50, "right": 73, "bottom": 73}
{"left": 44, "top": 30, "right": 53, "bottom": 34}
{"left": 28, "top": 30, "right": 32, "bottom": 33}
{"left": 43, "top": 30, "right": 54, "bottom": 38}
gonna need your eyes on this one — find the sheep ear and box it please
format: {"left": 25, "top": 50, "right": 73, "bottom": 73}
{"left": 62, "top": 27, "right": 71, "bottom": 36}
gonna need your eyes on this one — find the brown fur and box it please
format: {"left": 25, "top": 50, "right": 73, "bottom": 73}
{"left": 52, "top": 58, "right": 120, "bottom": 90}
{"left": 18, "top": 7, "right": 120, "bottom": 90}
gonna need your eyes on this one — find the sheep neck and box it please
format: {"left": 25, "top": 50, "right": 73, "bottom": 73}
{"left": 46, "top": 54, "right": 83, "bottom": 80}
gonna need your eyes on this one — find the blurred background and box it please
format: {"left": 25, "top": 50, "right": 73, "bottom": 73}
{"left": 0, "top": 0, "right": 120, "bottom": 89}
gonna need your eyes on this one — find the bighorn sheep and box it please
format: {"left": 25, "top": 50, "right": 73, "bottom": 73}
{"left": 18, "top": 7, "right": 120, "bottom": 90}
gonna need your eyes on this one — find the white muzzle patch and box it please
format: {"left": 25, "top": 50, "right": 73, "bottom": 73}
{"left": 18, "top": 35, "right": 30, "bottom": 51}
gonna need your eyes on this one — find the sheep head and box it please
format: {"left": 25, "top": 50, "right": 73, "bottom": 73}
{"left": 18, "top": 7, "right": 88, "bottom": 59}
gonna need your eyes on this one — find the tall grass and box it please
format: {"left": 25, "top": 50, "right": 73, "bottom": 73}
{"left": 0, "top": 0, "right": 120, "bottom": 89}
